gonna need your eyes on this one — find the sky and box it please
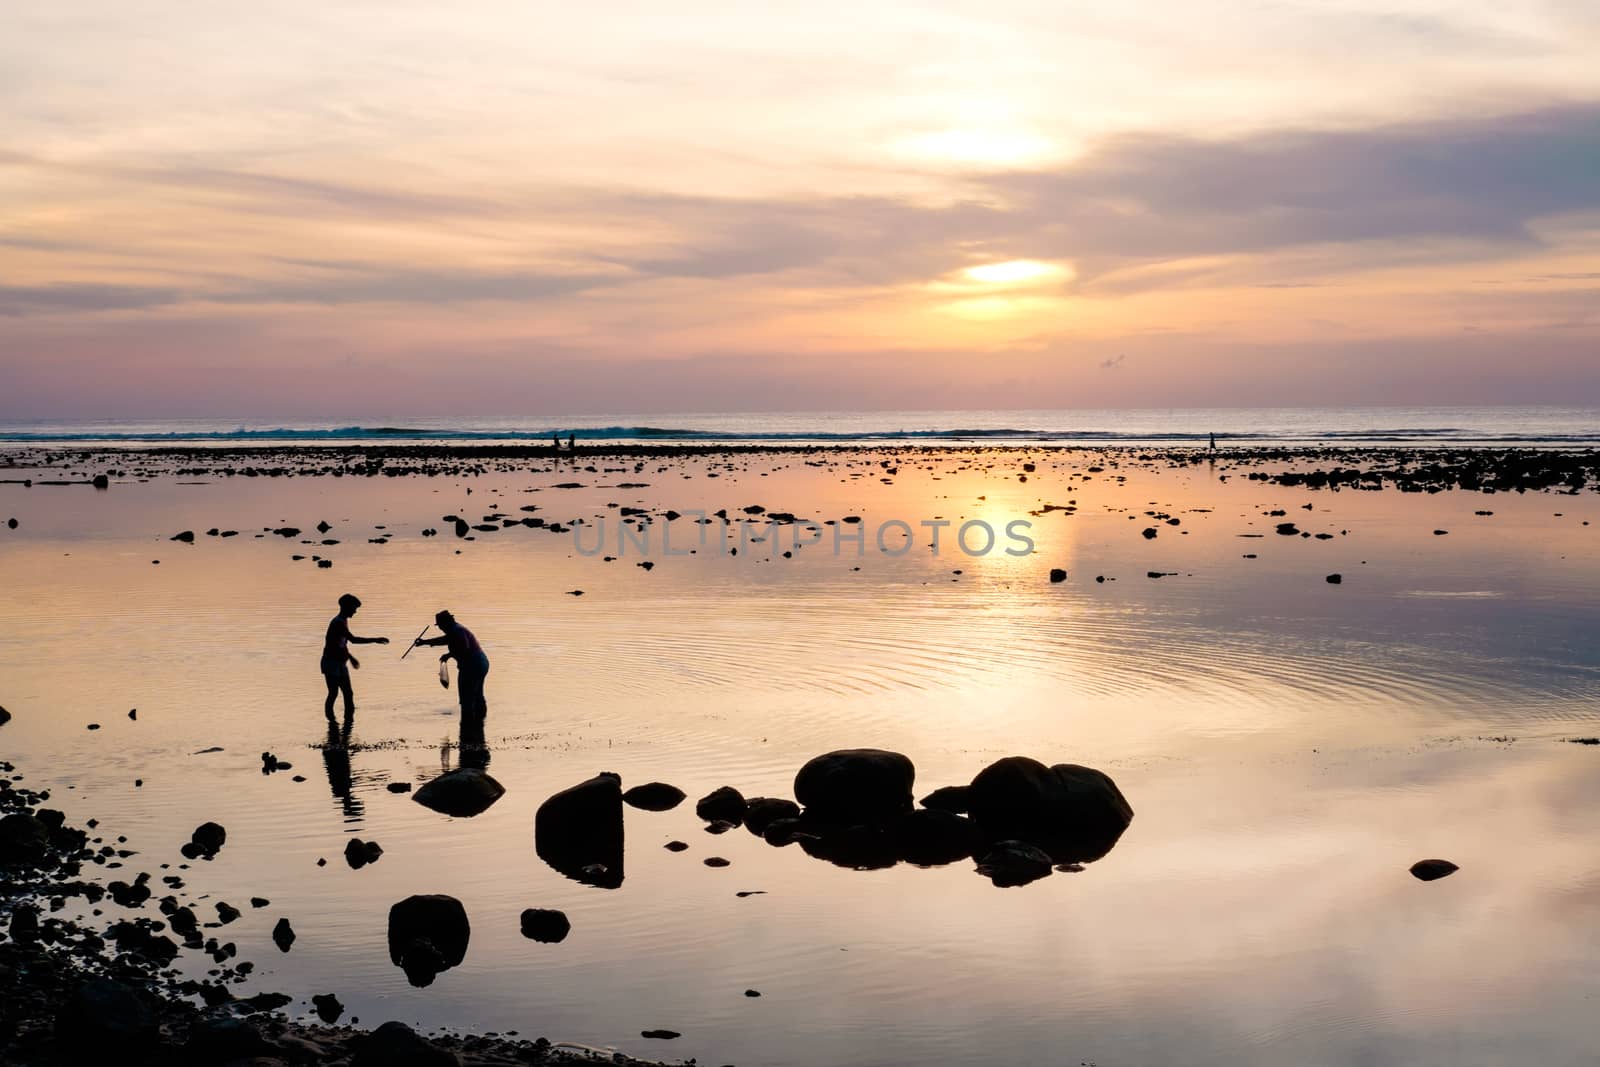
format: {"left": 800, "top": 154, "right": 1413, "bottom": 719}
{"left": 2, "top": 0, "right": 1598, "bottom": 417}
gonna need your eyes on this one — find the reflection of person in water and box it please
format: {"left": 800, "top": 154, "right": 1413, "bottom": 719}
{"left": 417, "top": 610, "right": 489, "bottom": 721}
{"left": 320, "top": 594, "right": 389, "bottom": 720}
{"left": 321, "top": 716, "right": 364, "bottom": 821}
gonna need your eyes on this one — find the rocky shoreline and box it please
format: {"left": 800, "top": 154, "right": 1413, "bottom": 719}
{"left": 0, "top": 757, "right": 672, "bottom": 1067}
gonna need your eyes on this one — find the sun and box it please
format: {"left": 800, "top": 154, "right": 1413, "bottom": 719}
{"left": 963, "top": 260, "right": 1068, "bottom": 285}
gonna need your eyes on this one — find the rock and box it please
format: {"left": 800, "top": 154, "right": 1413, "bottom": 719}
{"left": 519, "top": 908, "right": 571, "bottom": 943}
{"left": 387, "top": 782, "right": 413, "bottom": 793}
{"left": 171, "top": 530, "right": 195, "bottom": 542}
{"left": 1275, "top": 523, "right": 1300, "bottom": 535}
{"left": 388, "top": 894, "right": 471, "bottom": 987}
{"left": 695, "top": 785, "right": 748, "bottom": 825}
{"left": 344, "top": 837, "right": 384, "bottom": 869}
{"left": 976, "top": 840, "right": 1055, "bottom": 887}
{"left": 413, "top": 767, "right": 506, "bottom": 818}
{"left": 641, "top": 1029, "right": 681, "bottom": 1040}
{"left": 55, "top": 979, "right": 158, "bottom": 1055}
{"left": 743, "top": 797, "right": 802, "bottom": 835}
{"left": 0, "top": 705, "right": 10, "bottom": 726}
{"left": 215, "top": 900, "right": 241, "bottom": 924}
{"left": 919, "top": 785, "right": 970, "bottom": 814}
{"left": 704, "top": 818, "right": 736, "bottom": 834}
{"left": 271, "top": 917, "right": 296, "bottom": 952}
{"left": 9, "top": 901, "right": 40, "bottom": 943}
{"left": 1410, "top": 859, "right": 1459, "bottom": 881}
{"left": 761, "top": 818, "right": 808, "bottom": 846}
{"left": 1326, "top": 573, "right": 1342, "bottom": 584}
{"left": 798, "top": 823, "right": 898, "bottom": 870}
{"left": 745, "top": 988, "right": 762, "bottom": 997}
{"left": 664, "top": 840, "right": 689, "bottom": 852}
{"left": 622, "top": 782, "right": 686, "bottom": 811}
{"left": 1049, "top": 568, "right": 1067, "bottom": 583}
{"left": 0, "top": 811, "right": 50, "bottom": 865}
{"left": 353, "top": 1021, "right": 463, "bottom": 1067}
{"left": 966, "top": 756, "right": 1133, "bottom": 863}
{"left": 794, "top": 749, "right": 915, "bottom": 824}
{"left": 92, "top": 474, "right": 109, "bottom": 488}
{"left": 535, "top": 773, "right": 623, "bottom": 889}
{"left": 892, "top": 808, "right": 981, "bottom": 866}
{"left": 250, "top": 897, "right": 270, "bottom": 908}
{"left": 189, "top": 821, "right": 226, "bottom": 858}
{"left": 704, "top": 856, "right": 730, "bottom": 867}
{"left": 312, "top": 992, "right": 345, "bottom": 1023}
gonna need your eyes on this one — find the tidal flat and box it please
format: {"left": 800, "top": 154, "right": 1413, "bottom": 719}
{"left": 3, "top": 444, "right": 1599, "bottom": 1066}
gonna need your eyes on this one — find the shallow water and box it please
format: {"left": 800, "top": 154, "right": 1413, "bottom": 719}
{"left": 3, "top": 448, "right": 1599, "bottom": 1065}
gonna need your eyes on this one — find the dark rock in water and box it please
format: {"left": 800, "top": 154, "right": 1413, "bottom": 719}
{"left": 743, "top": 797, "right": 802, "bottom": 835}
{"left": 107, "top": 920, "right": 179, "bottom": 962}
{"left": 92, "top": 474, "right": 109, "bottom": 488}
{"left": 1410, "top": 859, "right": 1459, "bottom": 881}
{"left": 920, "top": 785, "right": 970, "bottom": 814}
{"left": 761, "top": 818, "right": 807, "bottom": 846}
{"left": 966, "top": 756, "right": 1133, "bottom": 863}
{"left": 976, "top": 840, "right": 1055, "bottom": 887}
{"left": 215, "top": 900, "right": 241, "bottom": 924}
{"left": 387, "top": 781, "right": 413, "bottom": 793}
{"left": 704, "top": 819, "right": 736, "bottom": 834}
{"left": 794, "top": 749, "right": 915, "bottom": 824}
{"left": 185, "top": 1016, "right": 271, "bottom": 1060}
{"left": 167, "top": 905, "right": 199, "bottom": 938}
{"left": 1049, "top": 568, "right": 1067, "bottom": 583}
{"left": 271, "top": 917, "right": 296, "bottom": 952}
{"left": 664, "top": 840, "right": 689, "bottom": 852}
{"left": 353, "top": 1021, "right": 463, "bottom": 1067}
{"left": 317, "top": 520, "right": 332, "bottom": 533}
{"left": 0, "top": 812, "right": 50, "bottom": 865}
{"left": 535, "top": 772, "right": 624, "bottom": 888}
{"left": 695, "top": 785, "right": 748, "bottom": 825}
{"left": 345, "top": 837, "right": 384, "bottom": 869}
{"left": 250, "top": 897, "right": 270, "bottom": 908}
{"left": 189, "top": 821, "right": 227, "bottom": 858}
{"left": 312, "top": 992, "right": 345, "bottom": 1023}
{"left": 519, "top": 908, "right": 571, "bottom": 943}
{"left": 641, "top": 1030, "right": 681, "bottom": 1040}
{"left": 1326, "top": 573, "right": 1342, "bottom": 584}
{"left": 388, "top": 894, "right": 471, "bottom": 987}
{"left": 55, "top": 979, "right": 158, "bottom": 1056}
{"left": 623, "top": 782, "right": 686, "bottom": 811}
{"left": 1275, "top": 522, "right": 1300, "bottom": 535}
{"left": 413, "top": 767, "right": 506, "bottom": 818}
{"left": 1141, "top": 527, "right": 1158, "bottom": 539}
{"left": 799, "top": 822, "right": 899, "bottom": 870}
{"left": 0, "top": 705, "right": 11, "bottom": 726}
{"left": 892, "top": 809, "right": 981, "bottom": 867}
{"left": 704, "top": 856, "right": 730, "bottom": 867}
{"left": 171, "top": 530, "right": 195, "bottom": 542}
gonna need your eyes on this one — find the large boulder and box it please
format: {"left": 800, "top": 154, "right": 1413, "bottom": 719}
{"left": 413, "top": 768, "right": 505, "bottom": 818}
{"left": 965, "top": 757, "right": 1132, "bottom": 863}
{"left": 387, "top": 895, "right": 470, "bottom": 987}
{"left": 794, "top": 749, "right": 915, "bottom": 824}
{"left": 185, "top": 1016, "right": 273, "bottom": 1061}
{"left": 353, "top": 1021, "right": 462, "bottom": 1067}
{"left": 535, "top": 773, "right": 624, "bottom": 889}
{"left": 55, "top": 979, "right": 159, "bottom": 1056}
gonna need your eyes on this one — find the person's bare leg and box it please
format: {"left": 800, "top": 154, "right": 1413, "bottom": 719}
{"left": 340, "top": 674, "right": 355, "bottom": 717}
{"left": 324, "top": 675, "right": 339, "bottom": 719}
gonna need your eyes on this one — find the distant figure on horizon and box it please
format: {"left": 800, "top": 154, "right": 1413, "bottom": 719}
{"left": 551, "top": 432, "right": 561, "bottom": 450}
{"left": 321, "top": 594, "right": 388, "bottom": 720}
{"left": 567, "top": 433, "right": 575, "bottom": 451}
{"left": 418, "top": 610, "right": 490, "bottom": 721}
{"left": 1209, "top": 432, "right": 1216, "bottom": 450}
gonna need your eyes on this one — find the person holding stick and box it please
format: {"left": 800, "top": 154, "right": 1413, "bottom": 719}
{"left": 416, "top": 610, "right": 491, "bottom": 721}
{"left": 321, "top": 594, "right": 388, "bottom": 720}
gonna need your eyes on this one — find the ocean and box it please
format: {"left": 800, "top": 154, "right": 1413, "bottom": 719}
{"left": 1, "top": 405, "right": 1598, "bottom": 446}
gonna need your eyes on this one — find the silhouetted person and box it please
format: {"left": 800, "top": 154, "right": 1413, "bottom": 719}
{"left": 566, "top": 433, "right": 575, "bottom": 451}
{"left": 551, "top": 432, "right": 560, "bottom": 450}
{"left": 321, "top": 593, "right": 388, "bottom": 720}
{"left": 1209, "top": 432, "right": 1216, "bottom": 450}
{"left": 419, "top": 610, "right": 490, "bottom": 721}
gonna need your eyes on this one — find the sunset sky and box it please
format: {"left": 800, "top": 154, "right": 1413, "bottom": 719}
{"left": 3, "top": 1, "right": 1598, "bottom": 416}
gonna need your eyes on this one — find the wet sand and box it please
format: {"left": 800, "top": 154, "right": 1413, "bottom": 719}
{"left": 3, "top": 444, "right": 1599, "bottom": 1066}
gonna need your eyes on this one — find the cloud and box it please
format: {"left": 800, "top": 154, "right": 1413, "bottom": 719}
{"left": 1100, "top": 354, "right": 1126, "bottom": 369}
{"left": 0, "top": 284, "right": 185, "bottom": 315}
